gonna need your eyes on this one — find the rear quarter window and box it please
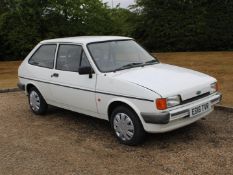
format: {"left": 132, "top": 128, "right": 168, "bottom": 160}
{"left": 28, "top": 44, "right": 57, "bottom": 69}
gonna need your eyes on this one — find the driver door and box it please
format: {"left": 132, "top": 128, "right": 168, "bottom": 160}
{"left": 49, "top": 44, "right": 97, "bottom": 114}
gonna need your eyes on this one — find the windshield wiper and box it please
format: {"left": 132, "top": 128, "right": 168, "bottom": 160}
{"left": 143, "top": 59, "right": 159, "bottom": 65}
{"left": 113, "top": 62, "right": 143, "bottom": 72}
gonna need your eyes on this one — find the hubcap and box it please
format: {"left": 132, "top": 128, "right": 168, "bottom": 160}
{"left": 113, "top": 113, "right": 135, "bottom": 141}
{"left": 29, "top": 91, "right": 40, "bottom": 111}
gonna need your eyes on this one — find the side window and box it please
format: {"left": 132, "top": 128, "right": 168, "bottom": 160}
{"left": 80, "top": 51, "right": 91, "bottom": 67}
{"left": 56, "top": 45, "right": 82, "bottom": 72}
{"left": 29, "top": 44, "right": 56, "bottom": 69}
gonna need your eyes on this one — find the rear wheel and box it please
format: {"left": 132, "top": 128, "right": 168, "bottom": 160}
{"left": 28, "top": 87, "right": 48, "bottom": 115}
{"left": 110, "top": 106, "right": 145, "bottom": 146}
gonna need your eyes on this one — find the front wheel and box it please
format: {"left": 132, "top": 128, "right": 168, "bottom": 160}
{"left": 110, "top": 106, "right": 145, "bottom": 146}
{"left": 28, "top": 87, "right": 48, "bottom": 115}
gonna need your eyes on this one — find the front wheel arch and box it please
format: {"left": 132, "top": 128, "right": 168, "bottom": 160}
{"left": 107, "top": 100, "right": 144, "bottom": 125}
{"left": 110, "top": 105, "right": 146, "bottom": 145}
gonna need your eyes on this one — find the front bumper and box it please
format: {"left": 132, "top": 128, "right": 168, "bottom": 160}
{"left": 141, "top": 92, "right": 222, "bottom": 125}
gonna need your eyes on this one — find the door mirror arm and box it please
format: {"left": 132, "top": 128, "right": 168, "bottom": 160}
{"left": 79, "top": 66, "right": 94, "bottom": 78}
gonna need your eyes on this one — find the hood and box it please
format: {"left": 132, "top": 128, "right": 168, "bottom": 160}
{"left": 114, "top": 63, "right": 216, "bottom": 100}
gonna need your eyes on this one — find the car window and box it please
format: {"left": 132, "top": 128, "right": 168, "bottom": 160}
{"left": 56, "top": 45, "right": 82, "bottom": 72}
{"left": 80, "top": 50, "right": 91, "bottom": 67}
{"left": 88, "top": 40, "right": 157, "bottom": 72}
{"left": 29, "top": 44, "right": 56, "bottom": 69}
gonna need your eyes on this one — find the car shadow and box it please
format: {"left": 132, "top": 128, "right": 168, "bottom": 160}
{"left": 145, "top": 122, "right": 206, "bottom": 145}
{"left": 44, "top": 105, "right": 208, "bottom": 147}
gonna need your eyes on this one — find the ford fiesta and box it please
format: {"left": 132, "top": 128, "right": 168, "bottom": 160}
{"left": 18, "top": 36, "right": 222, "bottom": 145}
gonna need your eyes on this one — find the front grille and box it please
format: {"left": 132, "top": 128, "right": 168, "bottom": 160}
{"left": 181, "top": 92, "right": 210, "bottom": 105}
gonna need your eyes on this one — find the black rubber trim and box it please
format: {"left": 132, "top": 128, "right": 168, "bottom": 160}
{"left": 141, "top": 112, "right": 170, "bottom": 124}
{"left": 17, "top": 82, "right": 25, "bottom": 91}
{"left": 18, "top": 76, "right": 154, "bottom": 102}
{"left": 211, "top": 98, "right": 219, "bottom": 104}
{"left": 170, "top": 109, "right": 189, "bottom": 117}
{"left": 210, "top": 93, "right": 222, "bottom": 104}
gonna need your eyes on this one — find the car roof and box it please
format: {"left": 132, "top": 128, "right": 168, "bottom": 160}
{"left": 40, "top": 36, "right": 132, "bottom": 44}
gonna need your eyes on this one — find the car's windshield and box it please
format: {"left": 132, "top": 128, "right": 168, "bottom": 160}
{"left": 87, "top": 40, "right": 158, "bottom": 72}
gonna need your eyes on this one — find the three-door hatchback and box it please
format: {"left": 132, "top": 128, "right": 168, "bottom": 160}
{"left": 18, "top": 36, "right": 222, "bottom": 145}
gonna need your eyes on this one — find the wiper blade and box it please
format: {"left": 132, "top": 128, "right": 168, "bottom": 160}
{"left": 144, "top": 59, "right": 159, "bottom": 65}
{"left": 114, "top": 62, "right": 143, "bottom": 72}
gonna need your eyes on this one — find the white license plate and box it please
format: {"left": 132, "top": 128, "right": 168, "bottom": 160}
{"left": 190, "top": 102, "right": 210, "bottom": 117}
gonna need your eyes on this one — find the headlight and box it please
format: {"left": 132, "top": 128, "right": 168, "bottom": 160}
{"left": 167, "top": 95, "right": 181, "bottom": 108}
{"left": 156, "top": 95, "right": 181, "bottom": 110}
{"left": 210, "top": 82, "right": 218, "bottom": 94}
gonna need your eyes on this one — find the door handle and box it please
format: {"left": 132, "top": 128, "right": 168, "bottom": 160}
{"left": 51, "top": 73, "right": 59, "bottom": 78}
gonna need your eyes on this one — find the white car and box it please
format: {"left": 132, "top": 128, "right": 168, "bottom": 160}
{"left": 18, "top": 36, "right": 221, "bottom": 145}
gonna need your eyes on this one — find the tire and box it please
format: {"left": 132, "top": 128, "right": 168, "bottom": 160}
{"left": 110, "top": 106, "right": 145, "bottom": 146}
{"left": 28, "top": 87, "right": 48, "bottom": 115}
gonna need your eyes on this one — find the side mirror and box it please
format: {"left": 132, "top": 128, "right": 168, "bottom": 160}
{"left": 79, "top": 66, "right": 94, "bottom": 78}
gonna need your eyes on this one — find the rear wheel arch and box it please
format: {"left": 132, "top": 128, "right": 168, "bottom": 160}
{"left": 25, "top": 83, "right": 48, "bottom": 103}
{"left": 27, "top": 86, "right": 48, "bottom": 115}
{"left": 26, "top": 83, "right": 38, "bottom": 94}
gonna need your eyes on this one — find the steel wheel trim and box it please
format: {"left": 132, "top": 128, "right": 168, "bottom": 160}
{"left": 29, "top": 91, "right": 40, "bottom": 111}
{"left": 113, "top": 113, "right": 135, "bottom": 141}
